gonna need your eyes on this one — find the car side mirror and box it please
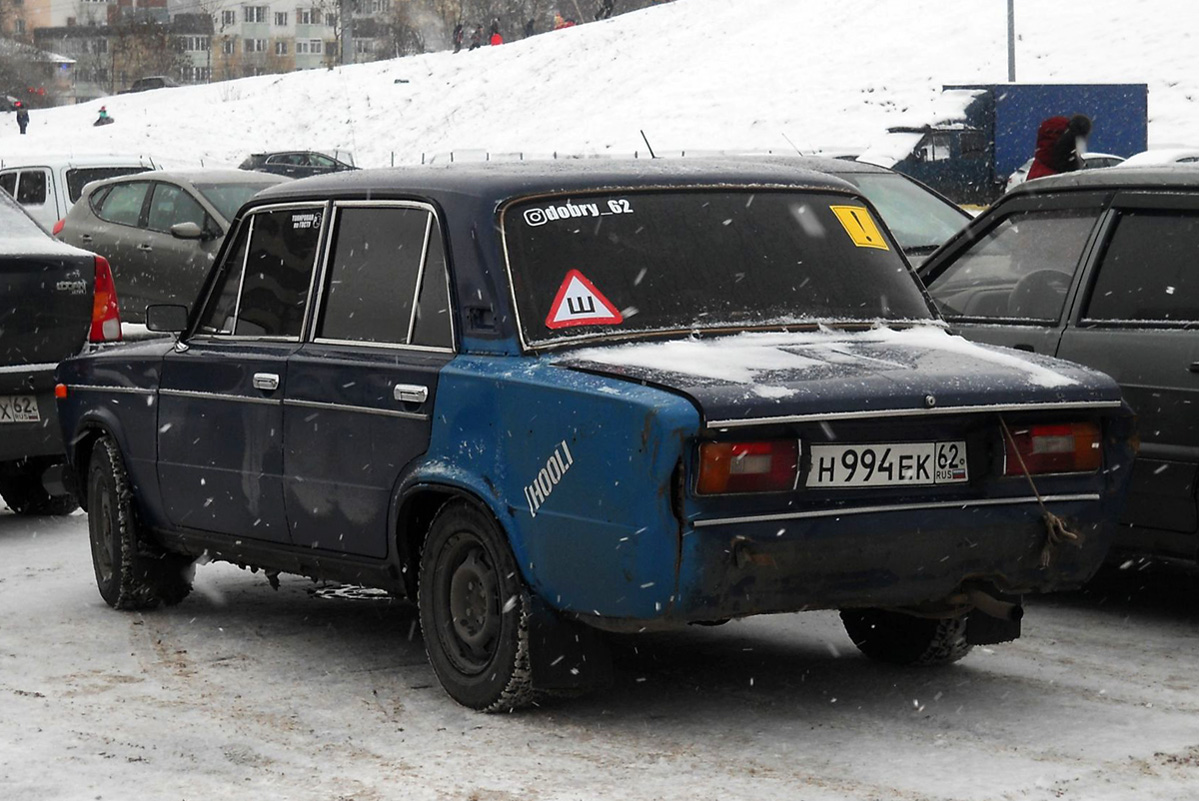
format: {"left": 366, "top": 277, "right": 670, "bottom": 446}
{"left": 170, "top": 221, "right": 203, "bottom": 240}
{"left": 146, "top": 304, "right": 189, "bottom": 333}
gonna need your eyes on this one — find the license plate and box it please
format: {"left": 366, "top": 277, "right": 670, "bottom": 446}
{"left": 0, "top": 395, "right": 40, "bottom": 423}
{"left": 807, "top": 441, "right": 968, "bottom": 488}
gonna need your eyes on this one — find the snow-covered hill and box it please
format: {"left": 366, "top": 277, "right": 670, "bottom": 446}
{"left": 2, "top": 0, "right": 1197, "bottom": 169}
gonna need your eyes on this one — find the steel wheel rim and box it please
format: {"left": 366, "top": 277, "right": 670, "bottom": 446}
{"left": 436, "top": 533, "right": 501, "bottom": 675}
{"left": 91, "top": 484, "right": 115, "bottom": 586}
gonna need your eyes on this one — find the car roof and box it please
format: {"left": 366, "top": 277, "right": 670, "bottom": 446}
{"left": 1005, "top": 165, "right": 1199, "bottom": 195}
{"left": 252, "top": 158, "right": 865, "bottom": 206}
{"left": 0, "top": 153, "right": 156, "bottom": 169}
{"left": 90, "top": 168, "right": 289, "bottom": 187}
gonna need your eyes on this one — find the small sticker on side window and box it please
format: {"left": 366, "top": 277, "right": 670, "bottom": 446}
{"left": 829, "top": 205, "right": 889, "bottom": 250}
{"left": 292, "top": 211, "right": 322, "bottom": 229}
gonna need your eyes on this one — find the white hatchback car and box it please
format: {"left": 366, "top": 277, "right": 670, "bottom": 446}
{"left": 0, "top": 154, "right": 158, "bottom": 231}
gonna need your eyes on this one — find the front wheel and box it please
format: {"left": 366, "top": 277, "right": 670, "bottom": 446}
{"left": 88, "top": 436, "right": 193, "bottom": 610}
{"left": 840, "top": 608, "right": 972, "bottom": 666}
{"left": 418, "top": 501, "right": 534, "bottom": 712}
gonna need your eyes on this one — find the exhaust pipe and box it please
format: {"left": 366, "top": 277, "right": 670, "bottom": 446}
{"left": 966, "top": 589, "right": 1023, "bottom": 622}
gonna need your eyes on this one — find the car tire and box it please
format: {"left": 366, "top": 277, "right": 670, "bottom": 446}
{"left": 418, "top": 500, "right": 535, "bottom": 712}
{"left": 88, "top": 436, "right": 193, "bottom": 610}
{"left": 840, "top": 608, "right": 972, "bottom": 666}
{"left": 0, "top": 463, "right": 78, "bottom": 516}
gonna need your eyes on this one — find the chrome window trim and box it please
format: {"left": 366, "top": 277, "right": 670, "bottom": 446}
{"left": 705, "top": 400, "right": 1123, "bottom": 430}
{"left": 159, "top": 387, "right": 279, "bottom": 406}
{"left": 308, "top": 337, "right": 454, "bottom": 354}
{"left": 65, "top": 384, "right": 154, "bottom": 395}
{"left": 692, "top": 493, "right": 1102, "bottom": 528}
{"left": 283, "top": 398, "right": 429, "bottom": 421}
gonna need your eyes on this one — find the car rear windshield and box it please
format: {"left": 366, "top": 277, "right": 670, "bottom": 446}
{"left": 841, "top": 173, "right": 968, "bottom": 255}
{"left": 195, "top": 182, "right": 272, "bottom": 222}
{"left": 503, "top": 190, "right": 931, "bottom": 347}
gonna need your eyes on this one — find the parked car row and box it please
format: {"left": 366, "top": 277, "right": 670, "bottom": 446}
{"left": 5, "top": 152, "right": 1198, "bottom": 714}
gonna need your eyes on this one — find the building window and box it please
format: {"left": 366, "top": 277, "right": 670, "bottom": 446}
{"left": 354, "top": 38, "right": 371, "bottom": 55}
{"left": 244, "top": 5, "right": 267, "bottom": 23}
{"left": 222, "top": 9, "right": 236, "bottom": 25}
{"left": 183, "top": 66, "right": 211, "bottom": 82}
{"left": 245, "top": 38, "right": 267, "bottom": 52}
{"left": 325, "top": 13, "right": 336, "bottom": 27}
{"left": 274, "top": 40, "right": 288, "bottom": 55}
{"left": 92, "top": 39, "right": 108, "bottom": 54}
{"left": 296, "top": 38, "right": 323, "bottom": 54}
{"left": 222, "top": 38, "right": 235, "bottom": 54}
{"left": 180, "top": 36, "right": 209, "bottom": 52}
{"left": 14, "top": 19, "right": 25, "bottom": 34}
{"left": 370, "top": 0, "right": 389, "bottom": 13}
{"left": 274, "top": 11, "right": 287, "bottom": 25}
{"left": 295, "top": 8, "right": 312, "bottom": 24}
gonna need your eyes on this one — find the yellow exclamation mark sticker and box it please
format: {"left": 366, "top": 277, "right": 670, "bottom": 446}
{"left": 830, "top": 205, "right": 890, "bottom": 251}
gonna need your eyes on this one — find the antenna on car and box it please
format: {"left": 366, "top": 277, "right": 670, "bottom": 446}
{"left": 781, "top": 132, "right": 803, "bottom": 155}
{"left": 640, "top": 130, "right": 657, "bottom": 159}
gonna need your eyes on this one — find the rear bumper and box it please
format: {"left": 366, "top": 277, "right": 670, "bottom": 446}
{"left": 669, "top": 493, "right": 1119, "bottom": 622}
{"left": 0, "top": 366, "right": 65, "bottom": 464}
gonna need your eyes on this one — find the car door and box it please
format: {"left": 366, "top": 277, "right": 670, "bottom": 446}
{"left": 921, "top": 194, "right": 1108, "bottom": 354}
{"left": 143, "top": 181, "right": 224, "bottom": 312}
{"left": 81, "top": 179, "right": 156, "bottom": 320}
{"left": 1056, "top": 193, "right": 1199, "bottom": 553}
{"left": 282, "top": 201, "right": 455, "bottom": 557}
{"left": 157, "top": 202, "right": 327, "bottom": 542}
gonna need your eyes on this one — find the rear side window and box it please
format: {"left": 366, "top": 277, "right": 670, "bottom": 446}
{"left": 317, "top": 206, "right": 429, "bottom": 344}
{"left": 66, "top": 166, "right": 150, "bottom": 203}
{"left": 95, "top": 181, "right": 151, "bottom": 226}
{"left": 412, "top": 223, "right": 454, "bottom": 349}
{"left": 1084, "top": 211, "right": 1199, "bottom": 323}
{"left": 16, "top": 170, "right": 47, "bottom": 205}
{"left": 925, "top": 209, "right": 1099, "bottom": 321}
{"left": 0, "top": 172, "right": 15, "bottom": 197}
{"left": 234, "top": 207, "right": 324, "bottom": 337}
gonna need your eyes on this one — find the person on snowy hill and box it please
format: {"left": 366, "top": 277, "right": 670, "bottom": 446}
{"left": 469, "top": 25, "right": 482, "bottom": 50}
{"left": 15, "top": 101, "right": 29, "bottom": 135}
{"left": 1027, "top": 114, "right": 1092, "bottom": 181}
{"left": 452, "top": 22, "right": 464, "bottom": 53}
{"left": 490, "top": 18, "right": 503, "bottom": 46}
{"left": 595, "top": 0, "right": 615, "bottom": 20}
{"left": 94, "top": 105, "right": 113, "bottom": 127}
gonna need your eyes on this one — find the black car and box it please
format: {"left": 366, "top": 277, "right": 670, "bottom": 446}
{"left": 55, "top": 160, "right": 1134, "bottom": 710}
{"left": 121, "top": 76, "right": 181, "bottom": 93}
{"left": 0, "top": 191, "right": 122, "bottom": 515}
{"left": 919, "top": 166, "right": 1199, "bottom": 563}
{"left": 239, "top": 151, "right": 357, "bottom": 179}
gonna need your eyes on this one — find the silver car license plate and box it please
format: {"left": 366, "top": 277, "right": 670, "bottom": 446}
{"left": 0, "top": 395, "right": 40, "bottom": 423}
{"left": 807, "top": 441, "right": 968, "bottom": 488}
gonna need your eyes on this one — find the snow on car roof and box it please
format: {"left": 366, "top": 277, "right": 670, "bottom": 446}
{"left": 1117, "top": 148, "right": 1199, "bottom": 166}
{"left": 1009, "top": 164, "right": 1199, "bottom": 193}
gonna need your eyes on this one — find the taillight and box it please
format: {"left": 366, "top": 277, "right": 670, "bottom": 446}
{"left": 1003, "top": 422, "right": 1101, "bottom": 476}
{"left": 52, "top": 218, "right": 65, "bottom": 236}
{"left": 696, "top": 440, "right": 799, "bottom": 494}
{"left": 89, "top": 255, "right": 123, "bottom": 343}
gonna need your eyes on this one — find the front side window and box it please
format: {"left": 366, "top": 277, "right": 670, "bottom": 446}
{"left": 146, "top": 183, "right": 207, "bottom": 233}
{"left": 235, "top": 207, "right": 324, "bottom": 337}
{"left": 925, "top": 209, "right": 1099, "bottom": 322}
{"left": 504, "top": 190, "right": 929, "bottom": 348}
{"left": 317, "top": 206, "right": 429, "bottom": 344}
{"left": 1084, "top": 211, "right": 1199, "bottom": 323}
{"left": 94, "top": 181, "right": 151, "bottom": 226}
{"left": 197, "top": 224, "right": 250, "bottom": 334}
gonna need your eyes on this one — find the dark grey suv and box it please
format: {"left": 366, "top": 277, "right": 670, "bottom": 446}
{"left": 919, "top": 167, "right": 1199, "bottom": 563}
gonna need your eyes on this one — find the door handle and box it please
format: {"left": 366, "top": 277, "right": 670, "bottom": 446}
{"left": 136, "top": 243, "right": 153, "bottom": 251}
{"left": 79, "top": 233, "right": 93, "bottom": 241}
{"left": 394, "top": 384, "right": 429, "bottom": 403}
{"left": 252, "top": 372, "right": 280, "bottom": 391}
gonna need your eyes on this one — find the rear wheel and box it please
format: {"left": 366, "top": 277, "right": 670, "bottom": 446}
{"left": 840, "top": 608, "right": 972, "bottom": 666}
{"left": 418, "top": 500, "right": 534, "bottom": 712}
{"left": 88, "top": 436, "right": 193, "bottom": 610}
{"left": 0, "top": 461, "right": 78, "bottom": 516}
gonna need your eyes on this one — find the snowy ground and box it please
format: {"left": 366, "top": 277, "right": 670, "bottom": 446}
{"left": 3, "top": 508, "right": 1198, "bottom": 801}
{"left": 2, "top": 0, "right": 1199, "bottom": 169}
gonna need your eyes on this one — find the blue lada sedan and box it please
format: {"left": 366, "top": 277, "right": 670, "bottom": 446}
{"left": 54, "top": 160, "right": 1135, "bottom": 711}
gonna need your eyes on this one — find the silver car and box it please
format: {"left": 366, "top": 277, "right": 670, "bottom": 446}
{"left": 58, "top": 169, "right": 289, "bottom": 323}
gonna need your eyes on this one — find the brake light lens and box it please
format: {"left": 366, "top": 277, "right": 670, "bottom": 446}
{"left": 52, "top": 218, "right": 65, "bottom": 236}
{"left": 697, "top": 440, "right": 799, "bottom": 494}
{"left": 1003, "top": 422, "right": 1101, "bottom": 476}
{"left": 89, "top": 255, "right": 123, "bottom": 343}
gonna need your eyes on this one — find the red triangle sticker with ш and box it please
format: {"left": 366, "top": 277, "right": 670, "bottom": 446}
{"left": 545, "top": 269, "right": 624, "bottom": 329}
